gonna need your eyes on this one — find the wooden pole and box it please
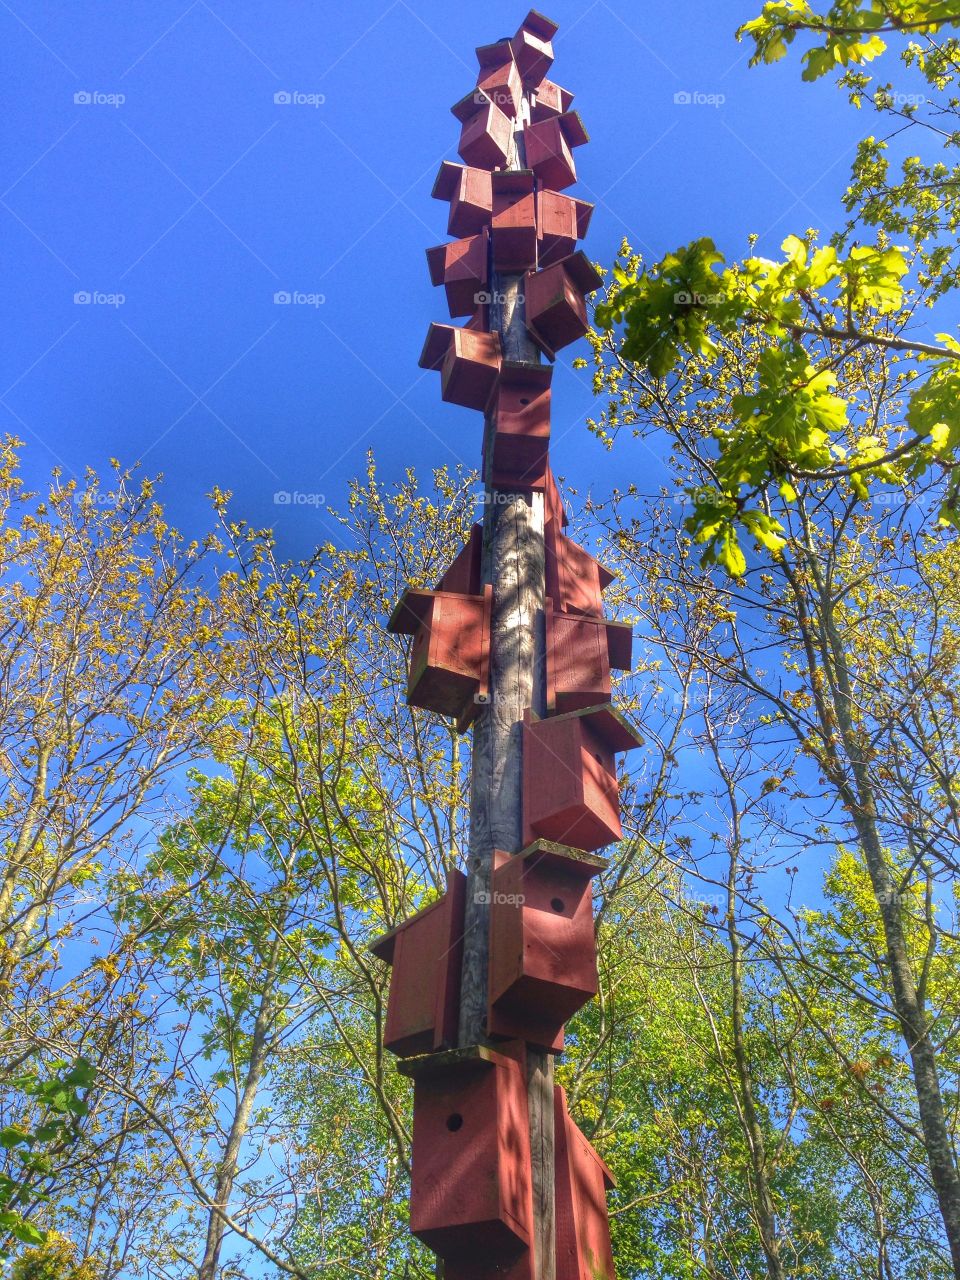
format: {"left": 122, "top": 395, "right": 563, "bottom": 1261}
{"left": 457, "top": 86, "right": 556, "bottom": 1280}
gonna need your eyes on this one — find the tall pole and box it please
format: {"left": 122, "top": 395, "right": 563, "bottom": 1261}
{"left": 457, "top": 84, "right": 555, "bottom": 1280}
{"left": 380, "top": 13, "right": 627, "bottom": 1280}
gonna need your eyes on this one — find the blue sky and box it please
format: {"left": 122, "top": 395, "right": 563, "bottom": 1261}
{"left": 0, "top": 0, "right": 868, "bottom": 553}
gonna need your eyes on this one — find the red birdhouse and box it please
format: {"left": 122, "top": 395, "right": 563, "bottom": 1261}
{"left": 525, "top": 252, "right": 604, "bottom": 359}
{"left": 491, "top": 170, "right": 538, "bottom": 271}
{"left": 512, "top": 10, "right": 558, "bottom": 83}
{"left": 453, "top": 89, "right": 513, "bottom": 170}
{"left": 433, "top": 162, "right": 494, "bottom": 238}
{"left": 523, "top": 111, "right": 588, "bottom": 191}
{"left": 400, "top": 1043, "right": 534, "bottom": 1259}
{"left": 388, "top": 586, "right": 492, "bottom": 731}
{"left": 530, "top": 77, "right": 574, "bottom": 121}
{"left": 420, "top": 323, "right": 502, "bottom": 411}
{"left": 522, "top": 705, "right": 643, "bottom": 852}
{"left": 546, "top": 600, "right": 633, "bottom": 714}
{"left": 437, "top": 523, "right": 483, "bottom": 597}
{"left": 426, "top": 231, "right": 488, "bottom": 318}
{"left": 545, "top": 531, "right": 613, "bottom": 617}
{"left": 369, "top": 871, "right": 466, "bottom": 1058}
{"left": 537, "top": 191, "right": 594, "bottom": 266}
{"left": 555, "top": 1087, "right": 617, "bottom": 1280}
{"left": 476, "top": 38, "right": 522, "bottom": 118}
{"left": 487, "top": 842, "right": 605, "bottom": 1050}
{"left": 485, "top": 361, "right": 552, "bottom": 490}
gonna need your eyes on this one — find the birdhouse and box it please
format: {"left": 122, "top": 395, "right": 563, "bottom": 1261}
{"left": 399, "top": 1043, "right": 534, "bottom": 1259}
{"left": 512, "top": 10, "right": 558, "bottom": 83}
{"left": 388, "top": 586, "right": 492, "bottom": 731}
{"left": 369, "top": 871, "right": 467, "bottom": 1058}
{"left": 545, "top": 531, "right": 613, "bottom": 617}
{"left": 522, "top": 705, "right": 643, "bottom": 852}
{"left": 426, "top": 231, "right": 488, "bottom": 318}
{"left": 546, "top": 600, "right": 633, "bottom": 714}
{"left": 537, "top": 191, "right": 594, "bottom": 266}
{"left": 453, "top": 89, "right": 513, "bottom": 170}
{"left": 437, "top": 524, "right": 483, "bottom": 597}
{"left": 525, "top": 252, "right": 604, "bottom": 359}
{"left": 555, "top": 1087, "right": 616, "bottom": 1280}
{"left": 491, "top": 170, "right": 538, "bottom": 272}
{"left": 523, "top": 112, "right": 589, "bottom": 191}
{"left": 487, "top": 842, "right": 605, "bottom": 1050}
{"left": 485, "top": 362, "right": 552, "bottom": 490}
{"left": 420, "top": 323, "right": 502, "bottom": 411}
{"left": 530, "top": 77, "right": 575, "bottom": 121}
{"left": 476, "top": 38, "right": 522, "bottom": 118}
{"left": 433, "top": 162, "right": 494, "bottom": 238}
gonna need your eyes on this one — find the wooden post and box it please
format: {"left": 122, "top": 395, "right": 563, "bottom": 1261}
{"left": 457, "top": 87, "right": 556, "bottom": 1280}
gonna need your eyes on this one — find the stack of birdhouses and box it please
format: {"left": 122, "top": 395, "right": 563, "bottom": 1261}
{"left": 377, "top": 12, "right": 634, "bottom": 1278}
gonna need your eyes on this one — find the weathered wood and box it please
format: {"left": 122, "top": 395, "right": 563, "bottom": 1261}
{"left": 457, "top": 83, "right": 556, "bottom": 1280}
{"left": 528, "top": 1053, "right": 556, "bottom": 1280}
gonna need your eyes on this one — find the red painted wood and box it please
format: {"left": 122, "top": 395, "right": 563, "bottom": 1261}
{"left": 444, "top": 328, "right": 502, "bottom": 409}
{"left": 537, "top": 191, "right": 594, "bottom": 266}
{"left": 546, "top": 605, "right": 634, "bottom": 714}
{"left": 545, "top": 531, "right": 614, "bottom": 618}
{"left": 370, "top": 871, "right": 467, "bottom": 1057}
{"left": 477, "top": 38, "right": 522, "bottom": 118}
{"left": 492, "top": 170, "right": 538, "bottom": 271}
{"left": 525, "top": 252, "right": 604, "bottom": 359}
{"left": 437, "top": 523, "right": 483, "bottom": 596}
{"left": 486, "top": 361, "right": 552, "bottom": 490}
{"left": 544, "top": 465, "right": 568, "bottom": 535}
{"left": 522, "top": 707, "right": 643, "bottom": 852}
{"left": 530, "top": 77, "right": 574, "bottom": 121}
{"left": 426, "top": 231, "right": 488, "bottom": 317}
{"left": 523, "top": 112, "right": 587, "bottom": 191}
{"left": 453, "top": 88, "right": 513, "bottom": 170}
{"left": 554, "top": 1087, "right": 616, "bottom": 1280}
{"left": 409, "top": 1044, "right": 534, "bottom": 1258}
{"left": 419, "top": 324, "right": 502, "bottom": 410}
{"left": 487, "top": 843, "right": 603, "bottom": 1050}
{"left": 512, "top": 10, "right": 558, "bottom": 83}
{"left": 387, "top": 588, "right": 490, "bottom": 726}
{"left": 433, "top": 162, "right": 494, "bottom": 237}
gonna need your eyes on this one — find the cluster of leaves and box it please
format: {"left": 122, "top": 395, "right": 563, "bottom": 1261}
{"left": 0, "top": 1061, "right": 94, "bottom": 1257}
{"left": 739, "top": 1, "right": 960, "bottom": 81}
{"left": 594, "top": 233, "right": 960, "bottom": 573}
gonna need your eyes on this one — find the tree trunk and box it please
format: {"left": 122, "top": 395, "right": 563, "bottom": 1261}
{"left": 794, "top": 546, "right": 960, "bottom": 1278}
{"left": 197, "top": 977, "right": 276, "bottom": 1280}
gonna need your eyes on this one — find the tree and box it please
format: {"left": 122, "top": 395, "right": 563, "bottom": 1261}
{"left": 590, "top": 5, "right": 960, "bottom": 1270}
